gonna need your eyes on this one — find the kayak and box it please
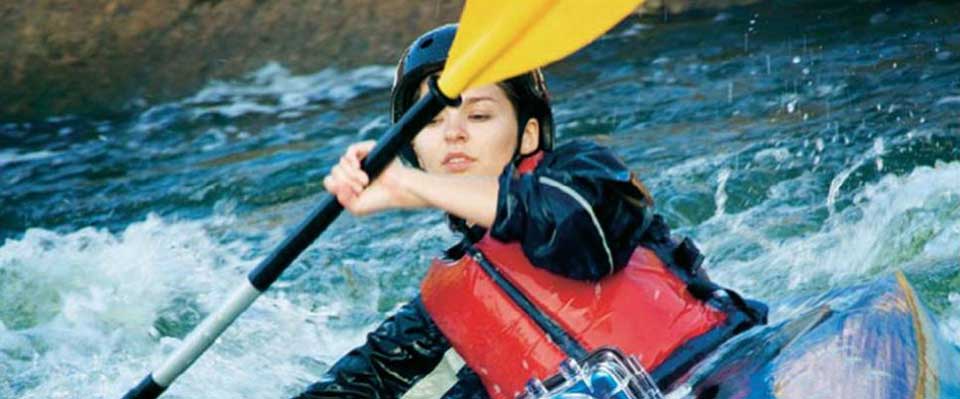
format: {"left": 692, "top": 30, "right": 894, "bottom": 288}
{"left": 669, "top": 272, "right": 960, "bottom": 399}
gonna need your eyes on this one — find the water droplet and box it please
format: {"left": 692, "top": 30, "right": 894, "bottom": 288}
{"left": 870, "top": 13, "right": 889, "bottom": 25}
{"left": 787, "top": 99, "right": 797, "bottom": 113}
{"left": 873, "top": 138, "right": 885, "bottom": 154}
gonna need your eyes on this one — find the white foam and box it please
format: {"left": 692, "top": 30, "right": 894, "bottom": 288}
{"left": 935, "top": 96, "right": 960, "bottom": 106}
{"left": 826, "top": 136, "right": 887, "bottom": 215}
{"left": 0, "top": 150, "right": 59, "bottom": 166}
{"left": 186, "top": 62, "right": 394, "bottom": 119}
{"left": 0, "top": 214, "right": 364, "bottom": 398}
{"left": 714, "top": 168, "right": 731, "bottom": 216}
{"left": 713, "top": 162, "right": 960, "bottom": 298}
{"left": 131, "top": 62, "right": 394, "bottom": 130}
{"left": 753, "top": 147, "right": 790, "bottom": 163}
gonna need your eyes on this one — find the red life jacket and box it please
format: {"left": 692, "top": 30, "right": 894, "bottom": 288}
{"left": 419, "top": 154, "right": 759, "bottom": 398}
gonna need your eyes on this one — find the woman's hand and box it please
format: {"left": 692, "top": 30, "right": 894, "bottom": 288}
{"left": 323, "top": 140, "right": 501, "bottom": 224}
{"left": 322, "top": 141, "right": 425, "bottom": 215}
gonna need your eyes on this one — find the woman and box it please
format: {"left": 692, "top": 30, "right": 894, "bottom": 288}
{"left": 296, "top": 24, "right": 765, "bottom": 399}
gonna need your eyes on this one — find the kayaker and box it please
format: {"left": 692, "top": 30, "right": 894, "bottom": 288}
{"left": 294, "top": 24, "right": 767, "bottom": 399}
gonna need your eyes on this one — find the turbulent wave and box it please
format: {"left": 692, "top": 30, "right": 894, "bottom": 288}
{"left": 699, "top": 161, "right": 960, "bottom": 319}
{"left": 0, "top": 215, "right": 369, "bottom": 398}
{"left": 132, "top": 62, "right": 395, "bottom": 133}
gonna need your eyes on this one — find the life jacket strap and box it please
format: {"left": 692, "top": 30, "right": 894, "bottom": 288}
{"left": 687, "top": 279, "right": 768, "bottom": 326}
{"left": 668, "top": 237, "right": 768, "bottom": 325}
{"left": 672, "top": 237, "right": 705, "bottom": 274}
{"left": 465, "top": 245, "right": 589, "bottom": 361}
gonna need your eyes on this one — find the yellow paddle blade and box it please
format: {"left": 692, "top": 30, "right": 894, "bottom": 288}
{"left": 437, "top": 0, "right": 644, "bottom": 97}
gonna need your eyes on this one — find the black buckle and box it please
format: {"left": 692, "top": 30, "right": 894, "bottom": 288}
{"left": 673, "top": 237, "right": 704, "bottom": 272}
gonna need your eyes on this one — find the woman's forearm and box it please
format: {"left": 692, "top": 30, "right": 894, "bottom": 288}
{"left": 400, "top": 169, "right": 500, "bottom": 228}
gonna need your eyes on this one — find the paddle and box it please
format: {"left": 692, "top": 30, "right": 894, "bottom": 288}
{"left": 122, "top": 1, "right": 644, "bottom": 397}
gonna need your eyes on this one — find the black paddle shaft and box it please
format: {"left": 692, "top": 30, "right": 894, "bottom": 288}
{"left": 121, "top": 78, "right": 459, "bottom": 399}
{"left": 249, "top": 77, "right": 459, "bottom": 290}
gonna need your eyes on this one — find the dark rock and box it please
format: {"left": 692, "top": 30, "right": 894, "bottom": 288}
{"left": 1, "top": 0, "right": 768, "bottom": 122}
{"left": 1, "top": 0, "right": 463, "bottom": 121}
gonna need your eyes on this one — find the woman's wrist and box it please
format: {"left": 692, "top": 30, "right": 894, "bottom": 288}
{"left": 393, "top": 167, "right": 430, "bottom": 208}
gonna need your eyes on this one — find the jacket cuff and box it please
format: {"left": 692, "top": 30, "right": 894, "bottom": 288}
{"left": 491, "top": 163, "right": 528, "bottom": 241}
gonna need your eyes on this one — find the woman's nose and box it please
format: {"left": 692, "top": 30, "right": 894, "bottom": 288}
{"left": 442, "top": 114, "right": 468, "bottom": 143}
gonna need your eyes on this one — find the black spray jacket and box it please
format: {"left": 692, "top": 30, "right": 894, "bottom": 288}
{"left": 294, "top": 140, "right": 702, "bottom": 399}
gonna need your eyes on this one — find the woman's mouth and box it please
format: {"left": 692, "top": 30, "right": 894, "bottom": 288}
{"left": 442, "top": 152, "right": 476, "bottom": 172}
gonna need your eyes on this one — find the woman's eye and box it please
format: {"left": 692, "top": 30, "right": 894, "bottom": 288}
{"left": 469, "top": 114, "right": 490, "bottom": 121}
{"left": 427, "top": 117, "right": 442, "bottom": 126}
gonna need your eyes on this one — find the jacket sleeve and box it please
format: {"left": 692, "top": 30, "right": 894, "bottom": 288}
{"left": 440, "top": 367, "right": 490, "bottom": 399}
{"left": 490, "top": 140, "right": 653, "bottom": 281}
{"left": 293, "top": 297, "right": 451, "bottom": 399}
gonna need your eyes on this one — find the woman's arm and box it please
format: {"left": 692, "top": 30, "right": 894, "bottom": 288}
{"left": 398, "top": 169, "right": 499, "bottom": 228}
{"left": 324, "top": 140, "right": 501, "bottom": 227}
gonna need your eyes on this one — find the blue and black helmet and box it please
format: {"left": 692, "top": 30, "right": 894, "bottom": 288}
{"left": 391, "top": 24, "right": 555, "bottom": 167}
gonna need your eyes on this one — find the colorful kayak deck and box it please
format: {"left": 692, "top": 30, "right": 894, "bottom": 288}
{"left": 672, "top": 272, "right": 960, "bottom": 399}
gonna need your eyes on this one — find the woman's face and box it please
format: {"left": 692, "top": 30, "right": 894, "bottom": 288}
{"left": 411, "top": 82, "right": 539, "bottom": 176}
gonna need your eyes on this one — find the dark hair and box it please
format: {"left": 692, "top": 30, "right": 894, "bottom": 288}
{"left": 415, "top": 75, "right": 546, "bottom": 136}
{"left": 411, "top": 77, "right": 534, "bottom": 130}
{"left": 495, "top": 81, "right": 524, "bottom": 122}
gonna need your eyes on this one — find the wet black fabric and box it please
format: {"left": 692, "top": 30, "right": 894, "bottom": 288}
{"left": 492, "top": 139, "right": 654, "bottom": 281}
{"left": 293, "top": 297, "right": 452, "bottom": 399}
{"left": 441, "top": 368, "right": 490, "bottom": 399}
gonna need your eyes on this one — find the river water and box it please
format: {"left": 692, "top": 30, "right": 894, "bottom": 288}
{"left": 1, "top": 1, "right": 958, "bottom": 398}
